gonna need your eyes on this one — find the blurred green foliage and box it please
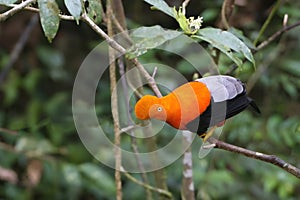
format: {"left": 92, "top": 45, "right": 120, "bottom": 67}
{"left": 1, "top": 0, "right": 300, "bottom": 199}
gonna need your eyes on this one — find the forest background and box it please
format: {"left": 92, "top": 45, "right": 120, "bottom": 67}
{"left": 1, "top": 0, "right": 300, "bottom": 199}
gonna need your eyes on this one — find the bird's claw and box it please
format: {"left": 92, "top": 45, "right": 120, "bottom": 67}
{"left": 202, "top": 126, "right": 217, "bottom": 143}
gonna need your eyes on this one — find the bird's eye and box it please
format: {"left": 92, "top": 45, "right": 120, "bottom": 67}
{"left": 157, "top": 107, "right": 163, "bottom": 112}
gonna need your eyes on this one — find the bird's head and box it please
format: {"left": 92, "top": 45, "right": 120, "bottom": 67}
{"left": 135, "top": 95, "right": 167, "bottom": 121}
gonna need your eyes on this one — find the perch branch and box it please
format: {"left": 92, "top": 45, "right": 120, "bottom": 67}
{"left": 207, "top": 137, "right": 300, "bottom": 179}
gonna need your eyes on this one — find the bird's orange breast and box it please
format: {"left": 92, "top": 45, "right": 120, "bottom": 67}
{"left": 161, "top": 81, "right": 211, "bottom": 130}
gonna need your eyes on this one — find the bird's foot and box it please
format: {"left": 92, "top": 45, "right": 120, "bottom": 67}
{"left": 201, "top": 126, "right": 217, "bottom": 143}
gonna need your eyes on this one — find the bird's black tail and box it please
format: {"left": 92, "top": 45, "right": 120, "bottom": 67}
{"left": 248, "top": 98, "right": 261, "bottom": 114}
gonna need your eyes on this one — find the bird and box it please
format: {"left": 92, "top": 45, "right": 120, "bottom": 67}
{"left": 134, "top": 75, "right": 260, "bottom": 141}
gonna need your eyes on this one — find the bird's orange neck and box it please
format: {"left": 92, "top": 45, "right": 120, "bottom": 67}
{"left": 162, "top": 82, "right": 211, "bottom": 130}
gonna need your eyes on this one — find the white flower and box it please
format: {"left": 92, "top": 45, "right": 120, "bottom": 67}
{"left": 188, "top": 16, "right": 203, "bottom": 32}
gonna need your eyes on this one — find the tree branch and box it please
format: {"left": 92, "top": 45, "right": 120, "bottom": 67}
{"left": 226, "top": 19, "right": 300, "bottom": 76}
{"left": 207, "top": 137, "right": 300, "bottom": 179}
{"left": 181, "top": 0, "right": 191, "bottom": 15}
{"left": 83, "top": 8, "right": 169, "bottom": 199}
{"left": 82, "top": 11, "right": 163, "bottom": 98}
{"left": 221, "top": 0, "right": 235, "bottom": 29}
{"left": 122, "top": 169, "right": 173, "bottom": 199}
{"left": 181, "top": 131, "right": 195, "bottom": 200}
{"left": 81, "top": 12, "right": 126, "bottom": 54}
{"left": 106, "top": 1, "right": 122, "bottom": 199}
{"left": 0, "top": 128, "right": 18, "bottom": 135}
{"left": 0, "top": 0, "right": 36, "bottom": 21}
{"left": 256, "top": 20, "right": 300, "bottom": 51}
{"left": 0, "top": 14, "right": 38, "bottom": 84}
{"left": 2, "top": 1, "right": 162, "bottom": 98}
{"left": 2, "top": 1, "right": 77, "bottom": 21}
{"left": 0, "top": 165, "right": 18, "bottom": 184}
{"left": 118, "top": 58, "right": 153, "bottom": 200}
{"left": 253, "top": 0, "right": 282, "bottom": 46}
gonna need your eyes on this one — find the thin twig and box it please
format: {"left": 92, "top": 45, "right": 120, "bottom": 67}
{"left": 122, "top": 169, "right": 173, "bottom": 199}
{"left": 181, "top": 0, "right": 191, "bottom": 15}
{"left": 3, "top": 2, "right": 76, "bottom": 21}
{"left": 3, "top": 2, "right": 161, "bottom": 98}
{"left": 0, "top": 0, "right": 36, "bottom": 21}
{"left": 83, "top": 8, "right": 160, "bottom": 98}
{"left": 253, "top": 0, "right": 282, "bottom": 46}
{"left": 208, "top": 137, "right": 300, "bottom": 179}
{"left": 0, "top": 165, "right": 18, "bottom": 184}
{"left": 82, "top": 9, "right": 169, "bottom": 198}
{"left": 226, "top": 19, "right": 300, "bottom": 76}
{"left": 81, "top": 12, "right": 126, "bottom": 54}
{"left": 119, "top": 125, "right": 135, "bottom": 134}
{"left": 133, "top": 60, "right": 162, "bottom": 97}
{"left": 256, "top": 20, "right": 300, "bottom": 51}
{"left": 84, "top": 12, "right": 161, "bottom": 98}
{"left": 118, "top": 58, "right": 152, "bottom": 199}
{"left": 247, "top": 42, "right": 284, "bottom": 93}
{"left": 151, "top": 67, "right": 158, "bottom": 79}
{"left": 181, "top": 131, "right": 195, "bottom": 200}
{"left": 107, "top": 2, "right": 122, "bottom": 199}
{"left": 0, "top": 14, "right": 39, "bottom": 83}
{"left": 0, "top": 128, "right": 18, "bottom": 135}
{"left": 221, "top": 0, "right": 235, "bottom": 29}
{"left": 0, "top": 141, "right": 16, "bottom": 152}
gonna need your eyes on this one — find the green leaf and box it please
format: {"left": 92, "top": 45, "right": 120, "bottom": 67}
{"left": 85, "top": 0, "right": 102, "bottom": 23}
{"left": 280, "top": 75, "right": 298, "bottom": 99}
{"left": 38, "top": 0, "right": 60, "bottom": 42}
{"left": 1, "top": 70, "right": 20, "bottom": 106}
{"left": 79, "top": 163, "right": 115, "bottom": 195}
{"left": 280, "top": 59, "right": 300, "bottom": 76}
{"left": 0, "top": 0, "right": 18, "bottom": 5}
{"left": 127, "top": 25, "right": 182, "bottom": 58}
{"left": 26, "top": 100, "right": 42, "bottom": 131}
{"left": 144, "top": 0, "right": 175, "bottom": 18}
{"left": 64, "top": 0, "right": 82, "bottom": 23}
{"left": 228, "top": 27, "right": 256, "bottom": 50}
{"left": 195, "top": 27, "right": 255, "bottom": 67}
{"left": 23, "top": 69, "right": 42, "bottom": 95}
{"left": 37, "top": 46, "right": 67, "bottom": 81}
{"left": 37, "top": 46, "right": 64, "bottom": 68}
{"left": 62, "top": 164, "right": 82, "bottom": 187}
{"left": 15, "top": 137, "right": 56, "bottom": 156}
{"left": 266, "top": 115, "right": 282, "bottom": 145}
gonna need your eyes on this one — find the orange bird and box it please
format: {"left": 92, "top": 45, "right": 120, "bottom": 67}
{"left": 134, "top": 75, "right": 260, "bottom": 138}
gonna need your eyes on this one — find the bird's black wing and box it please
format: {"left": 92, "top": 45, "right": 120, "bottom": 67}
{"left": 186, "top": 75, "right": 260, "bottom": 134}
